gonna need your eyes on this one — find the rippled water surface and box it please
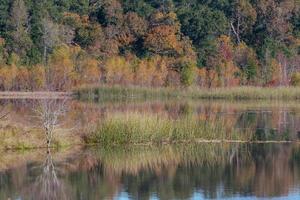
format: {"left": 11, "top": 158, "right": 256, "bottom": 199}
{"left": 1, "top": 99, "right": 300, "bottom": 199}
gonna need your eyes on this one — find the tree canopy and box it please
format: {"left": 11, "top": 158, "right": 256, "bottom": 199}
{"left": 0, "top": 0, "right": 299, "bottom": 90}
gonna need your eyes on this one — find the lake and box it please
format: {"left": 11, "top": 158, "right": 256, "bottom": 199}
{"left": 1, "top": 99, "right": 300, "bottom": 199}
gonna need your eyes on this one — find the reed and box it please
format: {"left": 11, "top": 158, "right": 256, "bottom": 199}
{"left": 76, "top": 85, "right": 300, "bottom": 101}
{"left": 84, "top": 112, "right": 253, "bottom": 145}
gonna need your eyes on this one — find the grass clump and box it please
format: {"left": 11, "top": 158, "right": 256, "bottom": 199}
{"left": 84, "top": 113, "right": 252, "bottom": 145}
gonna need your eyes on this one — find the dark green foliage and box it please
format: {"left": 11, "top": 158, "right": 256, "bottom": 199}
{"left": 176, "top": 4, "right": 229, "bottom": 45}
{"left": 122, "top": 0, "right": 154, "bottom": 17}
{"left": 245, "top": 58, "right": 257, "bottom": 81}
{"left": 75, "top": 23, "right": 103, "bottom": 48}
{"left": 69, "top": 0, "right": 89, "bottom": 15}
{"left": 28, "top": 0, "right": 46, "bottom": 48}
{"left": 0, "top": 0, "right": 10, "bottom": 38}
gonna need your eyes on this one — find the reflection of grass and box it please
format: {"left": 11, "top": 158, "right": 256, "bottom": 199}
{"left": 85, "top": 112, "right": 252, "bottom": 145}
{"left": 76, "top": 85, "right": 300, "bottom": 100}
{"left": 86, "top": 143, "right": 248, "bottom": 176}
{"left": 0, "top": 125, "right": 80, "bottom": 150}
{"left": 0, "top": 126, "right": 42, "bottom": 150}
{"left": 0, "top": 146, "right": 79, "bottom": 171}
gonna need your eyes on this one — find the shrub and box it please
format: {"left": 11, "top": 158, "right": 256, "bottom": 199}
{"left": 180, "top": 61, "right": 196, "bottom": 86}
{"left": 291, "top": 72, "right": 300, "bottom": 86}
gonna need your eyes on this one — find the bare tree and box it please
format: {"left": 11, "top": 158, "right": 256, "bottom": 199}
{"left": 34, "top": 99, "right": 68, "bottom": 148}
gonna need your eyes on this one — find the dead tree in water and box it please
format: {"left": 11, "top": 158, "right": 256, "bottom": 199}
{"left": 35, "top": 99, "right": 68, "bottom": 148}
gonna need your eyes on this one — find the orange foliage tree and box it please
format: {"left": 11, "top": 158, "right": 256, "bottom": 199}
{"left": 144, "top": 12, "right": 188, "bottom": 57}
{"left": 135, "top": 56, "right": 168, "bottom": 87}
{"left": 216, "top": 35, "right": 240, "bottom": 87}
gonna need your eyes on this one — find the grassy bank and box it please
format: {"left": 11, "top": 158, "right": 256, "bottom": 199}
{"left": 75, "top": 85, "right": 300, "bottom": 101}
{"left": 84, "top": 113, "right": 255, "bottom": 145}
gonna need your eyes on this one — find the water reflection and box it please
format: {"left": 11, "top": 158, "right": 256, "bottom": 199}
{"left": 1, "top": 100, "right": 300, "bottom": 142}
{"left": 1, "top": 100, "right": 300, "bottom": 199}
{"left": 31, "top": 150, "right": 67, "bottom": 200}
{"left": 1, "top": 143, "right": 300, "bottom": 199}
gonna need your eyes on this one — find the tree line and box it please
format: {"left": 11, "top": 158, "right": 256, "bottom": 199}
{"left": 0, "top": 0, "right": 299, "bottom": 90}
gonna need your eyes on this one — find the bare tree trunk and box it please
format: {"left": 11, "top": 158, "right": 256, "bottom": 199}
{"left": 230, "top": 17, "right": 241, "bottom": 44}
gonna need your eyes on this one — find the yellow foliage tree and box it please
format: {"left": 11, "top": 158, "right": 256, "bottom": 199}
{"left": 0, "top": 65, "right": 17, "bottom": 90}
{"left": 135, "top": 56, "right": 168, "bottom": 87}
{"left": 105, "top": 56, "right": 134, "bottom": 85}
{"left": 77, "top": 58, "right": 100, "bottom": 85}
{"left": 48, "top": 45, "right": 75, "bottom": 90}
{"left": 15, "top": 67, "right": 30, "bottom": 90}
{"left": 30, "top": 65, "right": 46, "bottom": 90}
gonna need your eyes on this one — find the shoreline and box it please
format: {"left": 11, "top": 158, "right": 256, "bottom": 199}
{"left": 0, "top": 91, "right": 73, "bottom": 99}
{"left": 76, "top": 85, "right": 300, "bottom": 101}
{"left": 2, "top": 139, "right": 300, "bottom": 151}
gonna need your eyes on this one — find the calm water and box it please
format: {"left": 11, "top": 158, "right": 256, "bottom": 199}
{"left": 1, "top": 99, "right": 300, "bottom": 199}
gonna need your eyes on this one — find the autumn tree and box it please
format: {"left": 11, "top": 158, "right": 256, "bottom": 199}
{"left": 135, "top": 56, "right": 168, "bottom": 86}
{"left": 104, "top": 56, "right": 134, "bottom": 85}
{"left": 144, "top": 11, "right": 185, "bottom": 56}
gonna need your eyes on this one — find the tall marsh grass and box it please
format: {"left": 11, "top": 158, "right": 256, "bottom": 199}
{"left": 84, "top": 113, "right": 252, "bottom": 145}
{"left": 76, "top": 85, "right": 181, "bottom": 101}
{"left": 76, "top": 85, "right": 300, "bottom": 101}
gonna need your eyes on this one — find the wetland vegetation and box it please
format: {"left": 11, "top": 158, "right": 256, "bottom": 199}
{"left": 77, "top": 85, "right": 300, "bottom": 101}
{"left": 0, "top": 0, "right": 299, "bottom": 199}
{"left": 0, "top": 97, "right": 300, "bottom": 199}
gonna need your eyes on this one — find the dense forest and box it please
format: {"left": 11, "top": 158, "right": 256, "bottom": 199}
{"left": 0, "top": 0, "right": 299, "bottom": 90}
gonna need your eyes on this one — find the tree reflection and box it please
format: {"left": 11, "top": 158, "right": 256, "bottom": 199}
{"left": 32, "top": 149, "right": 68, "bottom": 200}
{"left": 1, "top": 144, "right": 300, "bottom": 199}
